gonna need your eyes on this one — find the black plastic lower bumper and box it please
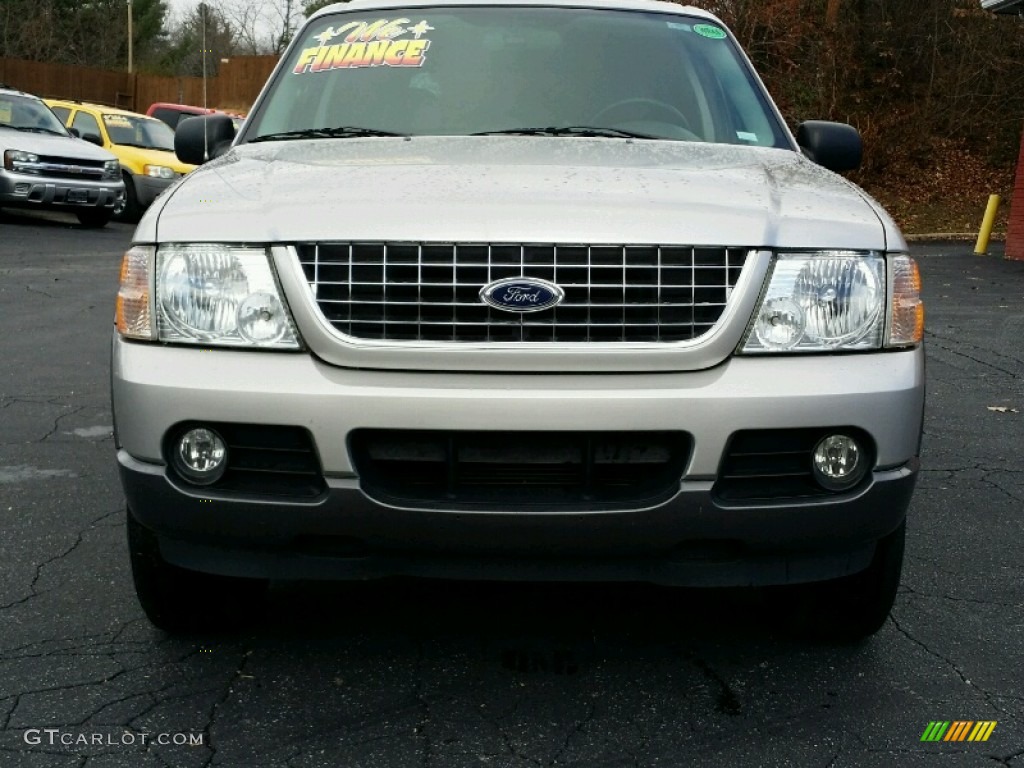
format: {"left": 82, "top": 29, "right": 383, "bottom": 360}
{"left": 119, "top": 450, "right": 918, "bottom": 588}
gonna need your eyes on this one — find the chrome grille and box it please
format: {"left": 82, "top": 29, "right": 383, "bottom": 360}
{"left": 296, "top": 243, "right": 749, "bottom": 343}
{"left": 35, "top": 156, "right": 106, "bottom": 181}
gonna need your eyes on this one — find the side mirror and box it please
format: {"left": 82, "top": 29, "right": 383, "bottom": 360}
{"left": 68, "top": 127, "right": 80, "bottom": 138}
{"left": 81, "top": 132, "right": 104, "bottom": 147}
{"left": 796, "top": 121, "right": 862, "bottom": 173}
{"left": 175, "top": 114, "right": 236, "bottom": 165}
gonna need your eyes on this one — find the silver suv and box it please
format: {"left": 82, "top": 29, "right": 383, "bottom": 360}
{"left": 0, "top": 86, "right": 123, "bottom": 227}
{"left": 113, "top": 0, "right": 925, "bottom": 639}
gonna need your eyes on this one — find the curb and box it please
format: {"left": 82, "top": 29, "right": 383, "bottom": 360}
{"left": 904, "top": 233, "right": 1003, "bottom": 242}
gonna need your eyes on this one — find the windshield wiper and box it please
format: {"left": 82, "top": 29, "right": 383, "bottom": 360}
{"left": 250, "top": 126, "right": 408, "bottom": 142}
{"left": 12, "top": 126, "right": 66, "bottom": 135}
{"left": 471, "top": 126, "right": 661, "bottom": 140}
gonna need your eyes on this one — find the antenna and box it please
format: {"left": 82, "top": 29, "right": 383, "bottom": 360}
{"left": 201, "top": 2, "right": 209, "bottom": 161}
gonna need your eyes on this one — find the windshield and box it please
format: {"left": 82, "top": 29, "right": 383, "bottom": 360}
{"left": 103, "top": 113, "right": 176, "bottom": 150}
{"left": 0, "top": 94, "right": 69, "bottom": 135}
{"left": 244, "top": 7, "right": 789, "bottom": 147}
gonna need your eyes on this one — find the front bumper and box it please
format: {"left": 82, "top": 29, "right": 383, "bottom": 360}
{"left": 121, "top": 451, "right": 915, "bottom": 586}
{"left": 0, "top": 170, "right": 122, "bottom": 209}
{"left": 112, "top": 338, "right": 924, "bottom": 586}
{"left": 132, "top": 173, "right": 176, "bottom": 208}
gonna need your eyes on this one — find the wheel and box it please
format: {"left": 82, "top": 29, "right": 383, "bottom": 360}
{"left": 127, "top": 508, "right": 268, "bottom": 633}
{"left": 592, "top": 97, "right": 694, "bottom": 131}
{"left": 113, "top": 173, "right": 140, "bottom": 223}
{"left": 784, "top": 521, "right": 906, "bottom": 643}
{"left": 76, "top": 208, "right": 112, "bottom": 228}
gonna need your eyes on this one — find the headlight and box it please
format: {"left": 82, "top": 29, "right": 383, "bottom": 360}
{"left": 742, "top": 252, "right": 885, "bottom": 353}
{"left": 103, "top": 159, "right": 120, "bottom": 180}
{"left": 115, "top": 244, "right": 301, "bottom": 349}
{"left": 3, "top": 149, "right": 40, "bottom": 172}
{"left": 144, "top": 164, "right": 176, "bottom": 179}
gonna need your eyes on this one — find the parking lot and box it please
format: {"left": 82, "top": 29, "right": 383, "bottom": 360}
{"left": 1, "top": 208, "right": 1022, "bottom": 767}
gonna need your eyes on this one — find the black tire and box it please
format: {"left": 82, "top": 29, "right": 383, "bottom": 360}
{"left": 76, "top": 208, "right": 112, "bottom": 228}
{"left": 784, "top": 521, "right": 906, "bottom": 643}
{"left": 127, "top": 508, "right": 268, "bottom": 633}
{"left": 114, "top": 173, "right": 140, "bottom": 223}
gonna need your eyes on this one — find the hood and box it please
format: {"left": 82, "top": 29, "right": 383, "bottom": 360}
{"left": 148, "top": 136, "right": 892, "bottom": 249}
{"left": 0, "top": 128, "right": 118, "bottom": 162}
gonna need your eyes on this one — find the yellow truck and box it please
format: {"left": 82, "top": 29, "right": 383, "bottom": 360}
{"left": 45, "top": 100, "right": 194, "bottom": 221}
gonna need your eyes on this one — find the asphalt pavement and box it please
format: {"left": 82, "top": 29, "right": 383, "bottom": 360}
{"left": 0, "top": 207, "right": 1022, "bottom": 767}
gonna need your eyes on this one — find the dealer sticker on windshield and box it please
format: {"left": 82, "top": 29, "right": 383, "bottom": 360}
{"left": 693, "top": 24, "right": 727, "bottom": 40}
{"left": 293, "top": 18, "right": 434, "bottom": 73}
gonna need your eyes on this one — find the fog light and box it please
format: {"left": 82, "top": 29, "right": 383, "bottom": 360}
{"left": 173, "top": 428, "right": 227, "bottom": 485}
{"left": 811, "top": 434, "right": 866, "bottom": 491}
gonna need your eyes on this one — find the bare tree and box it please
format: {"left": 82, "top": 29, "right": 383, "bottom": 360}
{"left": 220, "top": 0, "right": 303, "bottom": 54}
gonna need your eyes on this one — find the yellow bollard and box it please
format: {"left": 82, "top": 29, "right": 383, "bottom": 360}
{"left": 975, "top": 194, "right": 1001, "bottom": 255}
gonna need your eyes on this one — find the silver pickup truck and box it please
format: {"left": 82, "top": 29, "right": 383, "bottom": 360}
{"left": 113, "top": 0, "right": 925, "bottom": 640}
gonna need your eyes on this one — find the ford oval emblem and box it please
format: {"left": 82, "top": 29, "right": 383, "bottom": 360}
{"left": 479, "top": 277, "right": 565, "bottom": 313}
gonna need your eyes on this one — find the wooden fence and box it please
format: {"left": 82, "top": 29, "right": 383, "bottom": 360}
{"left": 0, "top": 56, "right": 279, "bottom": 114}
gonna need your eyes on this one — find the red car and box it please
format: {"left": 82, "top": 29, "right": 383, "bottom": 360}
{"left": 146, "top": 102, "right": 244, "bottom": 131}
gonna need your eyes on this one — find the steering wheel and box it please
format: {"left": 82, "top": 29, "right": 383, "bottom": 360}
{"left": 591, "top": 98, "right": 696, "bottom": 135}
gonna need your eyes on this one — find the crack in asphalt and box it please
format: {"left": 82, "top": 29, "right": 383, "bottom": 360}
{"left": 0, "top": 397, "right": 101, "bottom": 446}
{"left": 412, "top": 641, "right": 434, "bottom": 768}
{"left": 980, "top": 474, "right": 1024, "bottom": 504}
{"left": 990, "top": 746, "right": 1024, "bottom": 766}
{"left": 25, "top": 284, "right": 58, "bottom": 300}
{"left": 1, "top": 695, "right": 17, "bottom": 731}
{"left": 36, "top": 405, "right": 87, "bottom": 444}
{"left": 611, "top": 687, "right": 656, "bottom": 768}
{"left": 50, "top": 649, "right": 213, "bottom": 731}
{"left": 0, "top": 643, "right": 155, "bottom": 662}
{"left": 901, "top": 583, "right": 1022, "bottom": 610}
{"left": 3, "top": 662, "right": 134, "bottom": 734}
{"left": 926, "top": 331, "right": 1024, "bottom": 375}
{"left": 0, "top": 534, "right": 86, "bottom": 612}
{"left": 0, "top": 631, "right": 122, "bottom": 659}
{"left": 888, "top": 612, "right": 1011, "bottom": 718}
{"left": 126, "top": 681, "right": 221, "bottom": 734}
{"left": 547, "top": 700, "right": 596, "bottom": 767}
{"left": 76, "top": 689, "right": 161, "bottom": 727}
{"left": 2, "top": 395, "right": 84, "bottom": 406}
{"left": 0, "top": 507, "right": 122, "bottom": 612}
{"left": 198, "top": 649, "right": 253, "bottom": 768}
{"left": 0, "top": 616, "right": 159, "bottom": 660}
{"left": 477, "top": 699, "right": 543, "bottom": 767}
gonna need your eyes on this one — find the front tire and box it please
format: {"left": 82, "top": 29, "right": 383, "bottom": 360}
{"left": 114, "top": 174, "right": 140, "bottom": 222}
{"left": 127, "top": 508, "right": 268, "bottom": 633}
{"left": 76, "top": 208, "right": 112, "bottom": 228}
{"left": 785, "top": 521, "right": 906, "bottom": 643}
